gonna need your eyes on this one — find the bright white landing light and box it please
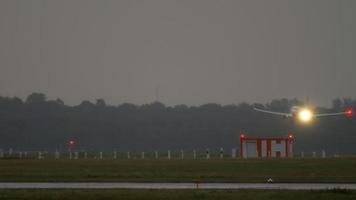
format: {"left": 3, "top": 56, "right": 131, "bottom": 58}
{"left": 298, "top": 109, "right": 313, "bottom": 122}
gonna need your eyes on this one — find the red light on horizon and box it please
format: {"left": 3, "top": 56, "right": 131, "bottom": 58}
{"left": 240, "top": 133, "right": 245, "bottom": 138}
{"left": 68, "top": 140, "right": 75, "bottom": 145}
{"left": 288, "top": 134, "right": 294, "bottom": 139}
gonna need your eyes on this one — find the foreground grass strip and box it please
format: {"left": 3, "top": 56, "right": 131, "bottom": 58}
{"left": 1, "top": 158, "right": 356, "bottom": 182}
{"left": 0, "top": 189, "right": 356, "bottom": 200}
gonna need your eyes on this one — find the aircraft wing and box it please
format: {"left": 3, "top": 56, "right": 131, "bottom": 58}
{"left": 253, "top": 108, "right": 292, "bottom": 117}
{"left": 315, "top": 111, "right": 349, "bottom": 117}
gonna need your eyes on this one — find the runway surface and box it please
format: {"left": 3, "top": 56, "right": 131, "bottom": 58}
{"left": 1, "top": 182, "right": 356, "bottom": 190}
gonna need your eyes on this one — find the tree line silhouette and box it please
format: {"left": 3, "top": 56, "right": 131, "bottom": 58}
{"left": 0, "top": 93, "right": 355, "bottom": 154}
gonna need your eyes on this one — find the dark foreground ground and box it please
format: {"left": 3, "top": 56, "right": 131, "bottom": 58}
{"left": 0, "top": 189, "right": 356, "bottom": 200}
{"left": 1, "top": 157, "right": 356, "bottom": 182}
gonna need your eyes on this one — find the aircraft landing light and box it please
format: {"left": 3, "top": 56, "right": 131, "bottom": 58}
{"left": 298, "top": 109, "right": 313, "bottom": 123}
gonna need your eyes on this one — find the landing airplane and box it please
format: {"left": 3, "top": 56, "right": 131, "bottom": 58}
{"left": 254, "top": 106, "right": 353, "bottom": 123}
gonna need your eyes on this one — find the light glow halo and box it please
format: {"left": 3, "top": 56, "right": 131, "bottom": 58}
{"left": 298, "top": 108, "right": 313, "bottom": 122}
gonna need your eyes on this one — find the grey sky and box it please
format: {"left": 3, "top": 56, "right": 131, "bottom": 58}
{"left": 0, "top": 0, "right": 355, "bottom": 107}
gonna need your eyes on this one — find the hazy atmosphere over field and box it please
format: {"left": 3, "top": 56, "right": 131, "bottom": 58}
{"left": 0, "top": 0, "right": 355, "bottom": 106}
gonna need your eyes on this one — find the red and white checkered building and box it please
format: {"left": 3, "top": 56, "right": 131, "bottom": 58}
{"left": 240, "top": 133, "right": 294, "bottom": 158}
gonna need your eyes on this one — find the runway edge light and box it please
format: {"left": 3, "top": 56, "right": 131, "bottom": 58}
{"left": 288, "top": 133, "right": 294, "bottom": 140}
{"left": 68, "top": 139, "right": 76, "bottom": 145}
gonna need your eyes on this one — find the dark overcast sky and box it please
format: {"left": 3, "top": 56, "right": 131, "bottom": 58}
{"left": 0, "top": 0, "right": 355, "bottom": 107}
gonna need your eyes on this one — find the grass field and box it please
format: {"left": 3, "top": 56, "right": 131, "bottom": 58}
{"left": 0, "top": 189, "right": 355, "bottom": 200}
{"left": 1, "top": 157, "right": 356, "bottom": 182}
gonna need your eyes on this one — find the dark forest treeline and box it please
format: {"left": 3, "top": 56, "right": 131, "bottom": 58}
{"left": 0, "top": 93, "right": 355, "bottom": 153}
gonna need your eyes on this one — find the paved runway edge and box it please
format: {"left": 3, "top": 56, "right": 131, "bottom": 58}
{"left": 1, "top": 183, "right": 356, "bottom": 190}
